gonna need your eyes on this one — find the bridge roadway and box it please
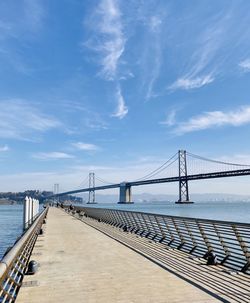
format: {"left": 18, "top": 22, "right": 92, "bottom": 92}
{"left": 15, "top": 208, "right": 230, "bottom": 303}
{"left": 53, "top": 168, "right": 250, "bottom": 197}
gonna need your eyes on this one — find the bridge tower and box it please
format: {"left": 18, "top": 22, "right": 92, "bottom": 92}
{"left": 87, "top": 172, "right": 97, "bottom": 204}
{"left": 176, "top": 150, "right": 193, "bottom": 204}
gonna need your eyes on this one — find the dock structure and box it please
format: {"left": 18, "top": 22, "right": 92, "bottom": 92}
{"left": 15, "top": 208, "right": 250, "bottom": 303}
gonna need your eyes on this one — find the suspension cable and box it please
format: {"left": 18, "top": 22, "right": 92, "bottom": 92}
{"left": 95, "top": 175, "right": 117, "bottom": 185}
{"left": 133, "top": 152, "right": 178, "bottom": 181}
{"left": 138, "top": 156, "right": 178, "bottom": 180}
{"left": 187, "top": 152, "right": 250, "bottom": 167}
{"left": 76, "top": 176, "right": 89, "bottom": 189}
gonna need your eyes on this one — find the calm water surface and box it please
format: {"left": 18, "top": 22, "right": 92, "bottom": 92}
{"left": 1, "top": 201, "right": 250, "bottom": 259}
{"left": 85, "top": 200, "right": 250, "bottom": 223}
{"left": 0, "top": 205, "right": 23, "bottom": 259}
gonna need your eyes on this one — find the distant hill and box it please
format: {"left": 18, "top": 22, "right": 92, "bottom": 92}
{"left": 0, "top": 190, "right": 82, "bottom": 204}
{"left": 90, "top": 193, "right": 250, "bottom": 203}
{"left": 0, "top": 198, "right": 16, "bottom": 205}
{"left": 0, "top": 190, "right": 53, "bottom": 204}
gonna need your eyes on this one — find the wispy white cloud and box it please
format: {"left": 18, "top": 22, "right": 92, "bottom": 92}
{"left": 72, "top": 142, "right": 100, "bottom": 151}
{"left": 0, "top": 145, "right": 9, "bottom": 152}
{"left": 135, "top": 4, "right": 167, "bottom": 101}
{"left": 160, "top": 110, "right": 176, "bottom": 126}
{"left": 85, "top": 0, "right": 129, "bottom": 119}
{"left": 169, "top": 74, "right": 214, "bottom": 90}
{"left": 174, "top": 105, "right": 250, "bottom": 134}
{"left": 23, "top": 0, "right": 44, "bottom": 31}
{"left": 0, "top": 20, "right": 13, "bottom": 40}
{"left": 84, "top": 114, "right": 108, "bottom": 130}
{"left": 0, "top": 1, "right": 44, "bottom": 73}
{"left": 112, "top": 86, "right": 128, "bottom": 119}
{"left": 239, "top": 59, "right": 250, "bottom": 72}
{"left": 58, "top": 100, "right": 108, "bottom": 131}
{"left": 145, "top": 14, "right": 164, "bottom": 100}
{"left": 168, "top": 10, "right": 232, "bottom": 91}
{"left": 0, "top": 99, "right": 61, "bottom": 140}
{"left": 87, "top": 0, "right": 125, "bottom": 81}
{"left": 149, "top": 15, "right": 162, "bottom": 33}
{"left": 70, "top": 164, "right": 115, "bottom": 172}
{"left": 0, "top": 0, "right": 44, "bottom": 37}
{"left": 33, "top": 152, "right": 74, "bottom": 160}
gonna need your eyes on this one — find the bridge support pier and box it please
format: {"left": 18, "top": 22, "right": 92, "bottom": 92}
{"left": 175, "top": 150, "right": 194, "bottom": 204}
{"left": 118, "top": 183, "right": 134, "bottom": 204}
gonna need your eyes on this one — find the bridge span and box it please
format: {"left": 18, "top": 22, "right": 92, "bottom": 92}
{"left": 49, "top": 150, "right": 250, "bottom": 204}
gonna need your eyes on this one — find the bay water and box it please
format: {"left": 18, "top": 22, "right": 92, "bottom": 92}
{"left": 0, "top": 205, "right": 23, "bottom": 259}
{"left": 87, "top": 201, "right": 250, "bottom": 223}
{"left": 0, "top": 201, "right": 250, "bottom": 259}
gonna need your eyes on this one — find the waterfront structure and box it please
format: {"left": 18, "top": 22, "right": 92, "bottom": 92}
{"left": 1, "top": 206, "right": 249, "bottom": 302}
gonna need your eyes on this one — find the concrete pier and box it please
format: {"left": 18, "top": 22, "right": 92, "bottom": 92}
{"left": 118, "top": 182, "right": 133, "bottom": 204}
{"left": 17, "top": 208, "right": 250, "bottom": 303}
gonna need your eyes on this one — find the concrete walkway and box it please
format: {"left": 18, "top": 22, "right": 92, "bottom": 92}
{"left": 17, "top": 208, "right": 223, "bottom": 303}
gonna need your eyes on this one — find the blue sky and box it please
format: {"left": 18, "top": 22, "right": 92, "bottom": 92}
{"left": 1, "top": 0, "right": 250, "bottom": 196}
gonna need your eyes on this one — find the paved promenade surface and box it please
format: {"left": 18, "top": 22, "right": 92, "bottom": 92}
{"left": 16, "top": 208, "right": 223, "bottom": 303}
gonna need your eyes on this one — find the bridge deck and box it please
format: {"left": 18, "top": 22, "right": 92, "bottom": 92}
{"left": 16, "top": 208, "right": 248, "bottom": 303}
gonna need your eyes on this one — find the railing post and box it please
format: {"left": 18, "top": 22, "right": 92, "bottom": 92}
{"left": 162, "top": 217, "right": 175, "bottom": 245}
{"left": 172, "top": 218, "right": 186, "bottom": 249}
{"left": 232, "top": 225, "right": 250, "bottom": 272}
{"left": 213, "top": 223, "right": 230, "bottom": 264}
{"left": 197, "top": 221, "right": 213, "bottom": 254}
{"left": 154, "top": 216, "right": 166, "bottom": 242}
{"left": 23, "top": 196, "right": 29, "bottom": 230}
{"left": 183, "top": 221, "right": 197, "bottom": 253}
{"left": 176, "top": 150, "right": 193, "bottom": 204}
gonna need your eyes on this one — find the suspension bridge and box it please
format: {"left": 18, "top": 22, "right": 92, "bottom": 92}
{"left": 49, "top": 150, "right": 250, "bottom": 204}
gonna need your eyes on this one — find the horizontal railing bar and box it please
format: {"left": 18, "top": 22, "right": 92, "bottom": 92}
{"left": 74, "top": 206, "right": 250, "bottom": 227}
{"left": 0, "top": 207, "right": 48, "bottom": 302}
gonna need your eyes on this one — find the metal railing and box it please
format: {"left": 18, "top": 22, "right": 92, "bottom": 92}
{"left": 0, "top": 207, "right": 48, "bottom": 303}
{"left": 71, "top": 206, "right": 250, "bottom": 274}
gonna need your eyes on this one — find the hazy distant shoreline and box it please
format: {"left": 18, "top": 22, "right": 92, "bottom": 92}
{"left": 90, "top": 193, "right": 250, "bottom": 203}
{"left": 0, "top": 199, "right": 17, "bottom": 205}
{"left": 1, "top": 192, "right": 250, "bottom": 206}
